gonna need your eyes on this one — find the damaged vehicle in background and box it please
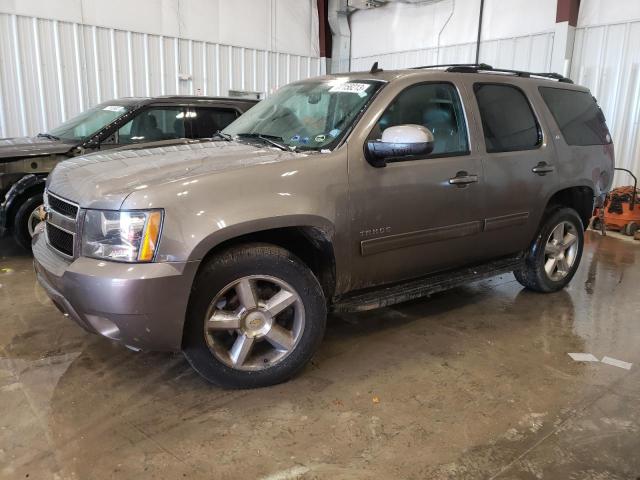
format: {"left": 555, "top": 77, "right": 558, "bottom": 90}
{"left": 0, "top": 95, "right": 257, "bottom": 249}
{"left": 33, "top": 64, "right": 614, "bottom": 388}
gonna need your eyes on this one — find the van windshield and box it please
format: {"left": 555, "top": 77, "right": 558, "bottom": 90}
{"left": 223, "top": 78, "right": 384, "bottom": 150}
{"left": 48, "top": 103, "right": 133, "bottom": 142}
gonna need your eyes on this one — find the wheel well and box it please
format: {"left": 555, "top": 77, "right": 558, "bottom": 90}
{"left": 197, "top": 227, "right": 337, "bottom": 301}
{"left": 5, "top": 182, "right": 45, "bottom": 229}
{"left": 546, "top": 186, "right": 594, "bottom": 229}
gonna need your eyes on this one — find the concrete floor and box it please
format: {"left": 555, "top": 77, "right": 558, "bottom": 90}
{"left": 1, "top": 232, "right": 639, "bottom": 480}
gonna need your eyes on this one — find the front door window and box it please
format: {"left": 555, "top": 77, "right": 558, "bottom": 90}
{"left": 116, "top": 107, "right": 186, "bottom": 144}
{"left": 371, "top": 82, "right": 469, "bottom": 156}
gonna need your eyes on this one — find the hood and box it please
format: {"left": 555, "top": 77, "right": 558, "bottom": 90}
{"left": 0, "top": 136, "right": 76, "bottom": 160}
{"left": 47, "top": 141, "right": 308, "bottom": 209}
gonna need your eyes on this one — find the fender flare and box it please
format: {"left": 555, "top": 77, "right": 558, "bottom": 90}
{"left": 537, "top": 183, "right": 596, "bottom": 232}
{"left": 187, "top": 214, "right": 337, "bottom": 263}
{"left": 0, "top": 174, "right": 47, "bottom": 230}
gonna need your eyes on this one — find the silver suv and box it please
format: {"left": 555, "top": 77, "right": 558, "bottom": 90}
{"left": 33, "top": 64, "right": 614, "bottom": 388}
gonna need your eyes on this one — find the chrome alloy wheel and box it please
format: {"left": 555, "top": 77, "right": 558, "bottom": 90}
{"left": 204, "top": 275, "right": 305, "bottom": 371}
{"left": 544, "top": 221, "right": 579, "bottom": 281}
{"left": 27, "top": 204, "right": 44, "bottom": 237}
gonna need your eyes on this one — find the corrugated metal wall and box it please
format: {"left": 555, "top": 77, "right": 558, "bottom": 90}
{"left": 0, "top": 13, "right": 325, "bottom": 138}
{"left": 351, "top": 32, "right": 555, "bottom": 73}
{"left": 480, "top": 33, "right": 556, "bottom": 72}
{"left": 571, "top": 20, "right": 640, "bottom": 186}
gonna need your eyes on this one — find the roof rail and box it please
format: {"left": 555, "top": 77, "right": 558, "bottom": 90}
{"left": 412, "top": 63, "right": 573, "bottom": 83}
{"left": 412, "top": 63, "right": 492, "bottom": 70}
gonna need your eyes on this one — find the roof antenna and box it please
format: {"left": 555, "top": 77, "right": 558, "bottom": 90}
{"left": 370, "top": 61, "right": 383, "bottom": 74}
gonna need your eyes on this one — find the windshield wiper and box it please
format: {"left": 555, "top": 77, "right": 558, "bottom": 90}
{"left": 37, "top": 132, "right": 60, "bottom": 141}
{"left": 212, "top": 130, "right": 233, "bottom": 141}
{"left": 237, "top": 133, "right": 291, "bottom": 152}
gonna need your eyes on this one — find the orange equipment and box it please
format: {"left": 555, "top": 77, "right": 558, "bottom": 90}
{"left": 592, "top": 168, "right": 639, "bottom": 236}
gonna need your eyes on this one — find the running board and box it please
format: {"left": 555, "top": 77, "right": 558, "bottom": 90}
{"left": 332, "top": 256, "right": 523, "bottom": 313}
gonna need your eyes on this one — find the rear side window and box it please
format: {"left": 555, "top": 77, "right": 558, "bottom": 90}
{"left": 190, "top": 108, "right": 239, "bottom": 138}
{"left": 474, "top": 83, "right": 541, "bottom": 153}
{"left": 539, "top": 87, "right": 612, "bottom": 146}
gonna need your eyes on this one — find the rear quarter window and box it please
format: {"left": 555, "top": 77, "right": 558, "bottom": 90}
{"left": 539, "top": 87, "right": 612, "bottom": 146}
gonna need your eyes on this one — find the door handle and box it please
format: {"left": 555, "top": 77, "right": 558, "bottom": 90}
{"left": 532, "top": 162, "right": 555, "bottom": 175}
{"left": 449, "top": 171, "right": 479, "bottom": 186}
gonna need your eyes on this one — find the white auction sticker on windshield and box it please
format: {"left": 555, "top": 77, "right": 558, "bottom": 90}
{"left": 103, "top": 105, "right": 125, "bottom": 112}
{"left": 329, "top": 83, "right": 370, "bottom": 94}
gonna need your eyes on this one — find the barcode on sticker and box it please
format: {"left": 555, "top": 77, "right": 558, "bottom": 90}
{"left": 329, "top": 83, "right": 370, "bottom": 94}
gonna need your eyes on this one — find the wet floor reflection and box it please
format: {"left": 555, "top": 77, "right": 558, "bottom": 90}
{"left": 1, "top": 232, "right": 639, "bottom": 479}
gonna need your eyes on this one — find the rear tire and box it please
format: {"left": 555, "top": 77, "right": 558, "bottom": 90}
{"left": 13, "top": 193, "right": 44, "bottom": 251}
{"left": 514, "top": 207, "right": 584, "bottom": 293}
{"left": 183, "top": 243, "right": 326, "bottom": 389}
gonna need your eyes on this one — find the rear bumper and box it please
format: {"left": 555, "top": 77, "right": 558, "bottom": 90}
{"left": 32, "top": 231, "right": 198, "bottom": 351}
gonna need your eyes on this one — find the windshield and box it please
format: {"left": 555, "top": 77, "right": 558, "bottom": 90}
{"left": 48, "top": 103, "right": 133, "bottom": 141}
{"left": 223, "top": 78, "right": 384, "bottom": 150}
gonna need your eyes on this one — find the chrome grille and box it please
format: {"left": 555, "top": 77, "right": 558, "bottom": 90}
{"left": 47, "top": 193, "right": 79, "bottom": 219}
{"left": 44, "top": 190, "right": 79, "bottom": 258}
{"left": 46, "top": 223, "right": 74, "bottom": 256}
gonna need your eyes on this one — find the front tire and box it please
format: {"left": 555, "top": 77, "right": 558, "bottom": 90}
{"left": 514, "top": 207, "right": 584, "bottom": 293}
{"left": 183, "top": 243, "right": 326, "bottom": 388}
{"left": 13, "top": 193, "right": 44, "bottom": 251}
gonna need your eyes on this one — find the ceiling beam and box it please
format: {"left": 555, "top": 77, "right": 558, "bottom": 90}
{"left": 556, "top": 0, "right": 580, "bottom": 27}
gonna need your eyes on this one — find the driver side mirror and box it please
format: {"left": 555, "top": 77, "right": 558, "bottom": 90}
{"left": 365, "top": 124, "right": 434, "bottom": 168}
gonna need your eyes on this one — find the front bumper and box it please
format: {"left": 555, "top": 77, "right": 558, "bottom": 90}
{"left": 32, "top": 231, "right": 198, "bottom": 351}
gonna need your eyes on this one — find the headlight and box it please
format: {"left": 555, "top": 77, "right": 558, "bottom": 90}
{"left": 82, "top": 209, "right": 163, "bottom": 262}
